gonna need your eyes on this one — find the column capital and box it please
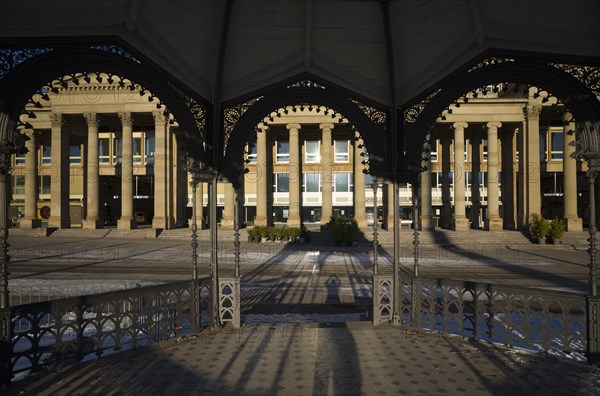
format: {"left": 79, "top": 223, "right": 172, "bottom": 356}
{"left": 319, "top": 123, "right": 334, "bottom": 131}
{"left": 486, "top": 121, "right": 502, "bottom": 130}
{"left": 286, "top": 123, "right": 301, "bottom": 131}
{"left": 452, "top": 122, "right": 468, "bottom": 130}
{"left": 118, "top": 112, "right": 133, "bottom": 127}
{"left": 83, "top": 112, "right": 98, "bottom": 128}
{"left": 524, "top": 105, "right": 541, "bottom": 120}
{"left": 49, "top": 112, "right": 63, "bottom": 127}
{"left": 152, "top": 110, "right": 166, "bottom": 124}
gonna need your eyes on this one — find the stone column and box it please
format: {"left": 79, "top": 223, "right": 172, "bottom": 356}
{"left": 517, "top": 124, "right": 527, "bottom": 228}
{"left": 471, "top": 133, "right": 481, "bottom": 229}
{"left": 320, "top": 123, "right": 333, "bottom": 224}
{"left": 452, "top": 122, "right": 469, "bottom": 230}
{"left": 19, "top": 129, "right": 41, "bottom": 228}
{"left": 421, "top": 152, "right": 433, "bottom": 230}
{"left": 82, "top": 113, "right": 102, "bottom": 229}
{"left": 524, "top": 105, "right": 542, "bottom": 223}
{"left": 152, "top": 111, "right": 174, "bottom": 229}
{"left": 221, "top": 182, "right": 235, "bottom": 230}
{"left": 386, "top": 184, "right": 395, "bottom": 231}
{"left": 172, "top": 137, "right": 186, "bottom": 228}
{"left": 254, "top": 126, "right": 269, "bottom": 226}
{"left": 486, "top": 121, "right": 503, "bottom": 230}
{"left": 354, "top": 132, "right": 367, "bottom": 228}
{"left": 501, "top": 128, "right": 516, "bottom": 230}
{"left": 286, "top": 123, "right": 301, "bottom": 228}
{"left": 190, "top": 181, "right": 204, "bottom": 229}
{"left": 48, "top": 113, "right": 70, "bottom": 229}
{"left": 563, "top": 112, "right": 582, "bottom": 231}
{"left": 117, "top": 112, "right": 136, "bottom": 230}
{"left": 441, "top": 133, "right": 451, "bottom": 229}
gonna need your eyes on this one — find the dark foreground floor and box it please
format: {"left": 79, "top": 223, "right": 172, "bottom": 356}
{"left": 7, "top": 322, "right": 600, "bottom": 396}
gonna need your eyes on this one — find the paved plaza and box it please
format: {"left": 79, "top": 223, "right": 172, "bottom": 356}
{"left": 5, "top": 231, "right": 600, "bottom": 394}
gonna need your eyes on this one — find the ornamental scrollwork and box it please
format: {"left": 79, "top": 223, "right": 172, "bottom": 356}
{"left": 223, "top": 96, "right": 263, "bottom": 153}
{"left": 467, "top": 57, "right": 514, "bottom": 73}
{"left": 0, "top": 48, "right": 53, "bottom": 80}
{"left": 350, "top": 99, "right": 386, "bottom": 126}
{"left": 90, "top": 45, "right": 140, "bottom": 64}
{"left": 549, "top": 63, "right": 600, "bottom": 99}
{"left": 286, "top": 79, "right": 326, "bottom": 89}
{"left": 168, "top": 82, "right": 207, "bottom": 141}
{"left": 403, "top": 89, "right": 441, "bottom": 123}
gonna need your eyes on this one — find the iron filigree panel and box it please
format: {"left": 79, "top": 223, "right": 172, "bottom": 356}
{"left": 467, "top": 56, "right": 514, "bottom": 73}
{"left": 373, "top": 275, "right": 393, "bottom": 325}
{"left": 350, "top": 99, "right": 386, "bottom": 126}
{"left": 223, "top": 96, "right": 263, "bottom": 154}
{"left": 218, "top": 277, "right": 240, "bottom": 329}
{"left": 0, "top": 48, "right": 53, "bottom": 81}
{"left": 549, "top": 63, "right": 600, "bottom": 99}
{"left": 90, "top": 45, "right": 140, "bottom": 64}
{"left": 403, "top": 89, "right": 441, "bottom": 123}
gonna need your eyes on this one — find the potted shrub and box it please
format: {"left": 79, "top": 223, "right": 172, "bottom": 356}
{"left": 247, "top": 228, "right": 254, "bottom": 242}
{"left": 288, "top": 227, "right": 301, "bottom": 243}
{"left": 258, "top": 226, "right": 269, "bottom": 242}
{"left": 548, "top": 217, "right": 566, "bottom": 244}
{"left": 529, "top": 214, "right": 550, "bottom": 244}
{"left": 328, "top": 216, "right": 359, "bottom": 246}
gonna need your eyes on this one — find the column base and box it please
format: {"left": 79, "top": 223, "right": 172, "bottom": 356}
{"left": 118, "top": 218, "right": 137, "bottom": 230}
{"left": 287, "top": 216, "right": 301, "bottom": 228}
{"left": 254, "top": 216, "right": 268, "bottom": 227}
{"left": 485, "top": 217, "right": 503, "bottom": 231}
{"left": 221, "top": 217, "right": 234, "bottom": 230}
{"left": 152, "top": 217, "right": 174, "bottom": 230}
{"left": 82, "top": 219, "right": 103, "bottom": 229}
{"left": 48, "top": 216, "right": 70, "bottom": 229}
{"left": 355, "top": 215, "right": 368, "bottom": 229}
{"left": 454, "top": 218, "right": 470, "bottom": 230}
{"left": 19, "top": 218, "right": 41, "bottom": 229}
{"left": 189, "top": 219, "right": 204, "bottom": 230}
{"left": 421, "top": 218, "right": 435, "bottom": 230}
{"left": 565, "top": 217, "right": 583, "bottom": 232}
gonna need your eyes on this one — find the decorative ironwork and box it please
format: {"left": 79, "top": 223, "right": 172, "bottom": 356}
{"left": 467, "top": 56, "right": 514, "bottom": 73}
{"left": 0, "top": 48, "right": 53, "bottom": 80}
{"left": 223, "top": 96, "right": 263, "bottom": 153}
{"left": 218, "top": 278, "right": 240, "bottom": 329}
{"left": 350, "top": 99, "right": 387, "bottom": 126}
{"left": 397, "top": 275, "right": 588, "bottom": 359}
{"left": 7, "top": 279, "right": 211, "bottom": 383}
{"left": 549, "top": 63, "right": 600, "bottom": 98}
{"left": 373, "top": 275, "right": 393, "bottom": 325}
{"left": 286, "top": 79, "right": 326, "bottom": 89}
{"left": 169, "top": 83, "right": 207, "bottom": 141}
{"left": 372, "top": 182, "right": 379, "bottom": 276}
{"left": 404, "top": 89, "right": 441, "bottom": 123}
{"left": 90, "top": 45, "right": 140, "bottom": 64}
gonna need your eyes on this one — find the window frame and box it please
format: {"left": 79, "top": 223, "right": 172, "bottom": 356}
{"left": 305, "top": 140, "right": 320, "bottom": 163}
{"left": 334, "top": 140, "right": 349, "bottom": 163}
{"left": 276, "top": 140, "right": 289, "bottom": 163}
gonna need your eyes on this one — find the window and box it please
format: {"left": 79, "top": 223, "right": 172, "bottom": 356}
{"left": 69, "top": 145, "right": 81, "bottom": 165}
{"left": 482, "top": 137, "right": 488, "bottom": 161}
{"left": 276, "top": 140, "right": 289, "bottom": 163}
{"left": 430, "top": 140, "right": 438, "bottom": 162}
{"left": 334, "top": 140, "right": 349, "bottom": 162}
{"left": 465, "top": 172, "right": 472, "bottom": 189}
{"left": 540, "top": 132, "right": 547, "bottom": 161}
{"left": 15, "top": 150, "right": 25, "bottom": 166}
{"left": 99, "top": 138, "right": 110, "bottom": 164}
{"left": 550, "top": 128, "right": 563, "bottom": 160}
{"left": 305, "top": 140, "right": 320, "bottom": 163}
{"left": 113, "top": 136, "right": 122, "bottom": 164}
{"left": 303, "top": 173, "right": 321, "bottom": 192}
{"left": 333, "top": 173, "right": 353, "bottom": 192}
{"left": 13, "top": 176, "right": 25, "bottom": 195}
{"left": 464, "top": 138, "right": 469, "bottom": 161}
{"left": 145, "top": 134, "right": 155, "bottom": 165}
{"left": 246, "top": 141, "right": 257, "bottom": 163}
{"left": 42, "top": 144, "right": 51, "bottom": 165}
{"left": 39, "top": 175, "right": 51, "bottom": 195}
{"left": 133, "top": 136, "right": 142, "bottom": 165}
{"left": 273, "top": 173, "right": 289, "bottom": 193}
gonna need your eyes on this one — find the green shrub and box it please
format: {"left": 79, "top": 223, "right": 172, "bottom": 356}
{"left": 529, "top": 214, "right": 550, "bottom": 239}
{"left": 328, "top": 216, "right": 359, "bottom": 242}
{"left": 548, "top": 217, "right": 566, "bottom": 239}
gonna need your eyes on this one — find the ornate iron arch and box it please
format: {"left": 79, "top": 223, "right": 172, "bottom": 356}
{"left": 221, "top": 76, "right": 389, "bottom": 180}
{"left": 402, "top": 57, "right": 600, "bottom": 173}
{"left": 0, "top": 46, "right": 209, "bottom": 162}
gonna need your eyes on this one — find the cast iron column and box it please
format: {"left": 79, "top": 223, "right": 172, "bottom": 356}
{"left": 372, "top": 181, "right": 379, "bottom": 275}
{"left": 209, "top": 172, "right": 220, "bottom": 328}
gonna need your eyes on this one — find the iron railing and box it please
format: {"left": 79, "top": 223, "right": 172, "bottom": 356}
{"left": 391, "top": 275, "right": 589, "bottom": 359}
{"left": 4, "top": 278, "right": 211, "bottom": 382}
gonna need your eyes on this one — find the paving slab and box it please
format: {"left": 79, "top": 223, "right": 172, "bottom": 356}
{"left": 7, "top": 322, "right": 600, "bottom": 396}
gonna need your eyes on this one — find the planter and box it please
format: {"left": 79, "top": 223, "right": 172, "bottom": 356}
{"left": 535, "top": 237, "right": 545, "bottom": 244}
{"left": 549, "top": 238, "right": 561, "bottom": 245}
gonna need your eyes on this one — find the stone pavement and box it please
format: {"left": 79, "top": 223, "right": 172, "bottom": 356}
{"left": 7, "top": 321, "right": 600, "bottom": 396}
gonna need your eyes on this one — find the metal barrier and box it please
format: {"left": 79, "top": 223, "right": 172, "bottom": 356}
{"left": 387, "top": 275, "right": 591, "bottom": 359}
{"left": 1, "top": 278, "right": 212, "bottom": 384}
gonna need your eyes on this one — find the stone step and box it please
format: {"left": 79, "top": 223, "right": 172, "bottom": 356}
{"left": 49, "top": 228, "right": 112, "bottom": 238}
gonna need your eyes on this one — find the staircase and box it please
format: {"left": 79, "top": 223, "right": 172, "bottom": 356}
{"left": 372, "top": 228, "right": 532, "bottom": 248}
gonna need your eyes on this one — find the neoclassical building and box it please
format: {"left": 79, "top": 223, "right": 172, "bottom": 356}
{"left": 9, "top": 79, "right": 588, "bottom": 233}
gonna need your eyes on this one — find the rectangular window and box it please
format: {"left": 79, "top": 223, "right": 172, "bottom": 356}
{"left": 273, "top": 173, "right": 289, "bottom": 193}
{"left": 303, "top": 173, "right": 321, "bottom": 192}
{"left": 15, "top": 151, "right": 25, "bottom": 166}
{"left": 430, "top": 140, "right": 438, "bottom": 162}
{"left": 113, "top": 136, "right": 122, "bottom": 165}
{"left": 246, "top": 141, "right": 257, "bottom": 163}
{"left": 13, "top": 176, "right": 25, "bottom": 195}
{"left": 365, "top": 174, "right": 374, "bottom": 187}
{"left": 334, "top": 140, "right": 349, "bottom": 162}
{"left": 550, "top": 128, "right": 563, "bottom": 160}
{"left": 276, "top": 140, "right": 289, "bottom": 163}
{"left": 69, "top": 145, "right": 81, "bottom": 165}
{"left": 482, "top": 138, "right": 488, "bottom": 161}
{"left": 465, "top": 172, "right": 472, "bottom": 189}
{"left": 145, "top": 134, "right": 155, "bottom": 165}
{"left": 99, "top": 138, "right": 110, "bottom": 164}
{"left": 305, "top": 140, "right": 320, "bottom": 163}
{"left": 540, "top": 132, "right": 547, "bottom": 162}
{"left": 333, "top": 172, "right": 353, "bottom": 192}
{"left": 42, "top": 145, "right": 51, "bottom": 165}
{"left": 133, "top": 136, "right": 142, "bottom": 165}
{"left": 464, "top": 138, "right": 469, "bottom": 161}
{"left": 39, "top": 175, "right": 51, "bottom": 195}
